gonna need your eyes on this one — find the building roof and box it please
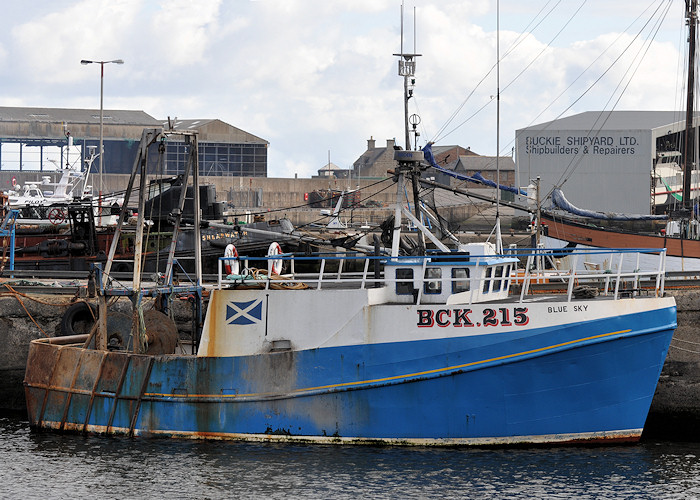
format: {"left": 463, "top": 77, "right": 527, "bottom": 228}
{"left": 0, "top": 106, "right": 160, "bottom": 125}
{"left": 519, "top": 110, "right": 692, "bottom": 132}
{"left": 163, "top": 118, "right": 268, "bottom": 144}
{"left": 456, "top": 155, "right": 515, "bottom": 171}
{"left": 165, "top": 118, "right": 218, "bottom": 130}
{"left": 318, "top": 162, "right": 343, "bottom": 172}
{"left": 431, "top": 144, "right": 478, "bottom": 156}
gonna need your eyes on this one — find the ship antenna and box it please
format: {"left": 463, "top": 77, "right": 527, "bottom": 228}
{"left": 393, "top": 2, "right": 425, "bottom": 255}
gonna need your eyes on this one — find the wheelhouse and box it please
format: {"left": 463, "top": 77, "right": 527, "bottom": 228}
{"left": 384, "top": 241, "right": 517, "bottom": 305}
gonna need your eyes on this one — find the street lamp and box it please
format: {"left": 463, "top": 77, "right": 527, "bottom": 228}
{"left": 81, "top": 59, "right": 124, "bottom": 216}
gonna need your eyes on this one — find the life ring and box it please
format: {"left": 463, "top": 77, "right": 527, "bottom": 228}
{"left": 48, "top": 207, "right": 67, "bottom": 225}
{"left": 224, "top": 243, "right": 239, "bottom": 275}
{"left": 11, "top": 176, "right": 16, "bottom": 187}
{"left": 60, "top": 302, "right": 97, "bottom": 336}
{"left": 267, "top": 241, "right": 283, "bottom": 275}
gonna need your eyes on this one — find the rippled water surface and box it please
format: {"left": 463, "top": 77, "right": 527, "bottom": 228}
{"left": 2, "top": 412, "right": 700, "bottom": 499}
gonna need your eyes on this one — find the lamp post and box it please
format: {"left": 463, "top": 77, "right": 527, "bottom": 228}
{"left": 80, "top": 59, "right": 124, "bottom": 218}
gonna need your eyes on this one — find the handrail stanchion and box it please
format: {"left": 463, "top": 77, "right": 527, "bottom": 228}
{"left": 566, "top": 253, "right": 578, "bottom": 302}
{"left": 336, "top": 255, "right": 344, "bottom": 281}
{"left": 659, "top": 250, "right": 666, "bottom": 296}
{"left": 361, "top": 256, "right": 370, "bottom": 289}
{"left": 318, "top": 259, "right": 326, "bottom": 290}
{"left": 520, "top": 253, "right": 533, "bottom": 301}
{"left": 416, "top": 257, "right": 428, "bottom": 306}
{"left": 612, "top": 252, "right": 623, "bottom": 299}
{"left": 469, "top": 256, "right": 481, "bottom": 305}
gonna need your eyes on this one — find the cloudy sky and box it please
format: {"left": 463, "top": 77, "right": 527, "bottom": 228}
{"left": 0, "top": 0, "right": 689, "bottom": 178}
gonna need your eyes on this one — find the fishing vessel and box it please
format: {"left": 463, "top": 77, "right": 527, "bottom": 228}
{"left": 21, "top": 164, "right": 679, "bottom": 445}
{"left": 23, "top": 9, "right": 677, "bottom": 446}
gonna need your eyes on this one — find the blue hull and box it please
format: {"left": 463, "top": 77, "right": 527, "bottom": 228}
{"left": 25, "top": 306, "right": 675, "bottom": 445}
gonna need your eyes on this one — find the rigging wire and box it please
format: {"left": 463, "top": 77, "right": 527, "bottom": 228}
{"left": 227, "top": 176, "right": 395, "bottom": 221}
{"left": 431, "top": 0, "right": 563, "bottom": 143}
{"left": 546, "top": 0, "right": 674, "bottom": 194}
{"left": 423, "top": 0, "right": 672, "bottom": 210}
{"left": 441, "top": 0, "right": 671, "bottom": 200}
{"left": 434, "top": 0, "right": 669, "bottom": 173}
{"left": 104, "top": 174, "right": 395, "bottom": 227}
{"left": 438, "top": 0, "right": 589, "bottom": 144}
{"left": 434, "top": 0, "right": 580, "bottom": 144}
{"left": 293, "top": 178, "right": 399, "bottom": 231}
{"left": 510, "top": 0, "right": 667, "bottom": 148}
{"left": 500, "top": 2, "right": 588, "bottom": 96}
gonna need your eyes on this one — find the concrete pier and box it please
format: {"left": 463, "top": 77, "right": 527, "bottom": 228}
{"left": 0, "top": 292, "right": 198, "bottom": 411}
{"left": 645, "top": 288, "right": 700, "bottom": 440}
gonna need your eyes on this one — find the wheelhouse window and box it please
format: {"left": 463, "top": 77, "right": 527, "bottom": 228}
{"left": 452, "top": 268, "right": 469, "bottom": 293}
{"left": 493, "top": 266, "right": 503, "bottom": 291}
{"left": 424, "top": 267, "right": 442, "bottom": 294}
{"left": 396, "top": 268, "right": 414, "bottom": 295}
{"left": 483, "top": 267, "right": 493, "bottom": 293}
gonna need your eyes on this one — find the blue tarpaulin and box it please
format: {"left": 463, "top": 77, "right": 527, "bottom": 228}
{"left": 551, "top": 188, "right": 667, "bottom": 221}
{"left": 421, "top": 143, "right": 527, "bottom": 195}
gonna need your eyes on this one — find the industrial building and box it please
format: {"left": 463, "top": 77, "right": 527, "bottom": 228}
{"left": 515, "top": 111, "right": 694, "bottom": 214}
{"left": 0, "top": 107, "right": 268, "bottom": 177}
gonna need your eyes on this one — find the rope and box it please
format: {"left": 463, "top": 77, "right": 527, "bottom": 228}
{"left": 0, "top": 283, "right": 124, "bottom": 337}
{"left": 0, "top": 284, "right": 51, "bottom": 337}
{"left": 231, "top": 268, "right": 310, "bottom": 290}
{"left": 672, "top": 337, "right": 700, "bottom": 346}
{"left": 0, "top": 283, "right": 83, "bottom": 307}
{"left": 572, "top": 285, "right": 599, "bottom": 299}
{"left": 670, "top": 344, "right": 700, "bottom": 354}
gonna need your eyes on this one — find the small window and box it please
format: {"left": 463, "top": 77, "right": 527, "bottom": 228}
{"left": 483, "top": 267, "right": 493, "bottom": 293}
{"left": 396, "top": 268, "right": 414, "bottom": 295}
{"left": 493, "top": 266, "right": 503, "bottom": 291}
{"left": 424, "top": 267, "right": 442, "bottom": 294}
{"left": 452, "top": 268, "right": 469, "bottom": 293}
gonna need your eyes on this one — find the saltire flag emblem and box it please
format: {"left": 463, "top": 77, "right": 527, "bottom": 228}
{"left": 226, "top": 299, "right": 263, "bottom": 325}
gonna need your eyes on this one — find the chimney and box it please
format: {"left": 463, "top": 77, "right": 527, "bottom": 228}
{"left": 386, "top": 138, "right": 395, "bottom": 149}
{"left": 367, "top": 136, "right": 375, "bottom": 150}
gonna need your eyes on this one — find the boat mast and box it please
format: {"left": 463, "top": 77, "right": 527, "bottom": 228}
{"left": 494, "top": 0, "right": 503, "bottom": 252}
{"left": 683, "top": 0, "right": 697, "bottom": 211}
{"left": 393, "top": 2, "right": 425, "bottom": 255}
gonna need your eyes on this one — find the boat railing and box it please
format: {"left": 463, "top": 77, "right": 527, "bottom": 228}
{"left": 217, "top": 247, "right": 668, "bottom": 303}
{"left": 507, "top": 246, "right": 667, "bottom": 300}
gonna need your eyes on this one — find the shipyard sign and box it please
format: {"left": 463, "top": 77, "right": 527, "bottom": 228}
{"left": 523, "top": 134, "right": 640, "bottom": 156}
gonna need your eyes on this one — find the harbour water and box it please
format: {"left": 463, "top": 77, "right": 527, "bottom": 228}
{"left": 2, "top": 412, "right": 700, "bottom": 499}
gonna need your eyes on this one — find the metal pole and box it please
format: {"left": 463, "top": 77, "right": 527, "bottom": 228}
{"left": 683, "top": 0, "right": 697, "bottom": 210}
{"left": 82, "top": 59, "right": 123, "bottom": 220}
{"left": 404, "top": 75, "right": 410, "bottom": 150}
{"left": 99, "top": 62, "right": 104, "bottom": 224}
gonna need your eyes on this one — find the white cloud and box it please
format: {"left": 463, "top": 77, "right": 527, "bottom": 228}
{"left": 11, "top": 0, "right": 139, "bottom": 84}
{"left": 0, "top": 0, "right": 691, "bottom": 176}
{"left": 148, "top": 0, "right": 223, "bottom": 66}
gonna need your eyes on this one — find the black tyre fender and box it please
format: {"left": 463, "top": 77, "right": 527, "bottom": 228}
{"left": 60, "top": 302, "right": 98, "bottom": 336}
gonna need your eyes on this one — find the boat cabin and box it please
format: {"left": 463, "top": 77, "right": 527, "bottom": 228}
{"left": 383, "top": 241, "right": 517, "bottom": 305}
{"left": 9, "top": 183, "right": 46, "bottom": 206}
